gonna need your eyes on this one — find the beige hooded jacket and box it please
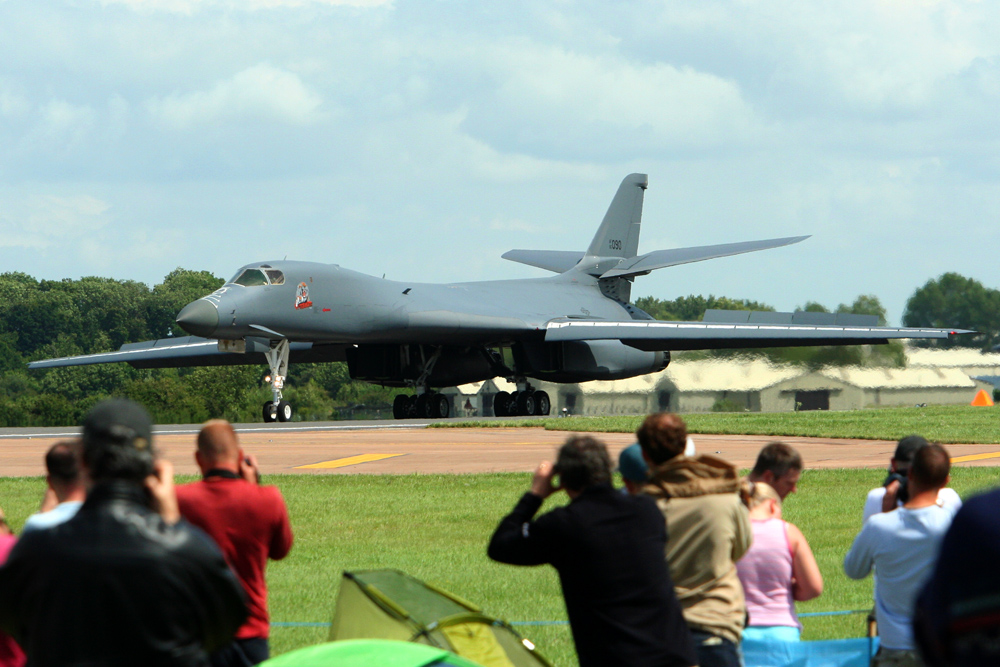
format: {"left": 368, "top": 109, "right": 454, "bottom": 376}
{"left": 642, "top": 454, "right": 752, "bottom": 644}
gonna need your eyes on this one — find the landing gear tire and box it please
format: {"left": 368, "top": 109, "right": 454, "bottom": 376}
{"left": 430, "top": 393, "right": 450, "bottom": 419}
{"left": 415, "top": 394, "right": 431, "bottom": 418}
{"left": 263, "top": 401, "right": 276, "bottom": 423}
{"left": 277, "top": 400, "right": 293, "bottom": 422}
{"left": 507, "top": 391, "right": 521, "bottom": 417}
{"left": 494, "top": 391, "right": 511, "bottom": 417}
{"left": 393, "top": 394, "right": 410, "bottom": 420}
{"left": 517, "top": 391, "right": 536, "bottom": 417}
{"left": 534, "top": 390, "right": 551, "bottom": 416}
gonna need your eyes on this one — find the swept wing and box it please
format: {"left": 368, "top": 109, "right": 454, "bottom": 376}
{"left": 598, "top": 236, "right": 810, "bottom": 279}
{"left": 28, "top": 336, "right": 347, "bottom": 370}
{"left": 545, "top": 310, "right": 970, "bottom": 352}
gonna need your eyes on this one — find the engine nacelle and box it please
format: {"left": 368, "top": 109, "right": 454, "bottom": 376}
{"left": 515, "top": 340, "right": 669, "bottom": 384}
{"left": 346, "top": 344, "right": 499, "bottom": 388}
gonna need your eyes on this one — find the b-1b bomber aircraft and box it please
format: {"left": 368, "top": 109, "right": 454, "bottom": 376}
{"left": 30, "top": 174, "right": 969, "bottom": 421}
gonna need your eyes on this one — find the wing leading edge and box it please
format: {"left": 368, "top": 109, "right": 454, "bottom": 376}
{"left": 28, "top": 336, "right": 348, "bottom": 370}
{"left": 545, "top": 319, "right": 972, "bottom": 352}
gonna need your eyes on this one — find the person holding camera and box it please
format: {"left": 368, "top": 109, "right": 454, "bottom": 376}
{"left": 863, "top": 435, "right": 961, "bottom": 522}
{"left": 488, "top": 435, "right": 696, "bottom": 667}
{"left": 176, "top": 419, "right": 293, "bottom": 667}
{"left": 845, "top": 443, "right": 959, "bottom": 667}
{"left": 0, "top": 399, "right": 247, "bottom": 667}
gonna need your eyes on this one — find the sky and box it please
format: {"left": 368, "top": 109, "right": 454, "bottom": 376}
{"left": 1, "top": 0, "right": 999, "bottom": 325}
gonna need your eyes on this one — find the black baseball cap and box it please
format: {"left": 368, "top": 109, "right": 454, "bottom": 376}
{"left": 82, "top": 398, "right": 154, "bottom": 453}
{"left": 893, "top": 435, "right": 929, "bottom": 468}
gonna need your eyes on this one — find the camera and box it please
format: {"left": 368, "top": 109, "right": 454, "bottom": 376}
{"left": 884, "top": 471, "right": 909, "bottom": 504}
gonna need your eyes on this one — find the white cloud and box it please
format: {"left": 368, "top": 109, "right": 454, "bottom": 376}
{"left": 503, "top": 46, "right": 753, "bottom": 141}
{"left": 100, "top": 0, "right": 390, "bottom": 12}
{"left": 457, "top": 42, "right": 761, "bottom": 159}
{"left": 22, "top": 100, "right": 99, "bottom": 153}
{"left": 0, "top": 84, "right": 30, "bottom": 118}
{"left": 0, "top": 194, "right": 111, "bottom": 249}
{"left": 146, "top": 63, "right": 323, "bottom": 129}
{"left": 489, "top": 216, "right": 542, "bottom": 233}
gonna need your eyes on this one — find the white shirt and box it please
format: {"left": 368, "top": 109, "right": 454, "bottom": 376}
{"left": 863, "top": 486, "right": 962, "bottom": 523}
{"left": 844, "top": 503, "right": 958, "bottom": 649}
{"left": 21, "top": 500, "right": 83, "bottom": 534}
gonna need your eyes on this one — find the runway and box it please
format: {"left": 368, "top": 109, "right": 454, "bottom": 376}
{"left": 1, "top": 420, "right": 1000, "bottom": 476}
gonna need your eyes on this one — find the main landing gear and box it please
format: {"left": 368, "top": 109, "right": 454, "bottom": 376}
{"left": 392, "top": 392, "right": 452, "bottom": 419}
{"left": 262, "top": 340, "right": 293, "bottom": 423}
{"left": 493, "top": 385, "right": 551, "bottom": 417}
{"left": 391, "top": 346, "right": 453, "bottom": 420}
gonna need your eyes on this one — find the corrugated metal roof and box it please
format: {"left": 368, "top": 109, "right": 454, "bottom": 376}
{"left": 452, "top": 355, "right": 989, "bottom": 397}
{"left": 819, "top": 366, "right": 980, "bottom": 389}
{"left": 575, "top": 359, "right": 803, "bottom": 394}
{"left": 906, "top": 347, "right": 1000, "bottom": 368}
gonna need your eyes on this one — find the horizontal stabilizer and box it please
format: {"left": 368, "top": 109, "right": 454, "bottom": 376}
{"left": 501, "top": 249, "right": 585, "bottom": 274}
{"left": 545, "top": 319, "right": 972, "bottom": 352}
{"left": 703, "top": 310, "right": 880, "bottom": 327}
{"left": 28, "top": 336, "right": 347, "bottom": 370}
{"left": 599, "top": 236, "right": 810, "bottom": 279}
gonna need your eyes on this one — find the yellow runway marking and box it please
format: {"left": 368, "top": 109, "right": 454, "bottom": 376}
{"left": 296, "top": 453, "right": 405, "bottom": 470}
{"left": 951, "top": 452, "right": 1000, "bottom": 463}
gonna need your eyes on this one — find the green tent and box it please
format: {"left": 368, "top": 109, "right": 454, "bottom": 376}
{"left": 329, "top": 570, "right": 553, "bottom": 667}
{"left": 260, "top": 639, "right": 483, "bottom": 667}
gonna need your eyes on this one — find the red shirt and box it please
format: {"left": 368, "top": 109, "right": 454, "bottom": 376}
{"left": 0, "top": 535, "right": 25, "bottom": 667}
{"left": 176, "top": 473, "right": 293, "bottom": 639}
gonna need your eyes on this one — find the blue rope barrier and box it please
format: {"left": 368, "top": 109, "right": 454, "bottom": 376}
{"left": 271, "top": 609, "right": 870, "bottom": 628}
{"left": 271, "top": 622, "right": 330, "bottom": 627}
{"left": 799, "top": 609, "right": 869, "bottom": 618}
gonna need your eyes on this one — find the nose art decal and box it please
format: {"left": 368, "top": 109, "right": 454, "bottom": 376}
{"left": 295, "top": 282, "right": 313, "bottom": 310}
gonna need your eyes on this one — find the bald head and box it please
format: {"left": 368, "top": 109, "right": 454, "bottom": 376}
{"left": 196, "top": 420, "right": 241, "bottom": 470}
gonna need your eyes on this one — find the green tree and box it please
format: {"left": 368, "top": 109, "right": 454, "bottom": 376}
{"left": 837, "top": 294, "right": 887, "bottom": 325}
{"left": 903, "top": 273, "right": 1000, "bottom": 349}
{"left": 149, "top": 268, "right": 225, "bottom": 338}
{"left": 284, "top": 380, "right": 335, "bottom": 421}
{"left": 182, "top": 366, "right": 267, "bottom": 423}
{"left": 124, "top": 372, "right": 209, "bottom": 425}
{"left": 798, "top": 301, "right": 829, "bottom": 313}
{"left": 634, "top": 295, "right": 774, "bottom": 321}
{"left": 288, "top": 362, "right": 353, "bottom": 400}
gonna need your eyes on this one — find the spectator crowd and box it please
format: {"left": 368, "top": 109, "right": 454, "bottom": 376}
{"left": 489, "top": 415, "right": 990, "bottom": 667}
{"left": 0, "top": 399, "right": 994, "bottom": 667}
{"left": 0, "top": 398, "right": 292, "bottom": 667}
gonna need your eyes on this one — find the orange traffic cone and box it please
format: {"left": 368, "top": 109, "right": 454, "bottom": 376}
{"left": 971, "top": 389, "right": 994, "bottom": 407}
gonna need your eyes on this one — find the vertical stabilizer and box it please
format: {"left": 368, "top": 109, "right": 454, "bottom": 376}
{"left": 585, "top": 173, "right": 647, "bottom": 259}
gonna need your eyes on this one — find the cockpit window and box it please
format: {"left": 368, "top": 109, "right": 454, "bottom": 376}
{"left": 233, "top": 269, "right": 268, "bottom": 287}
{"left": 264, "top": 269, "right": 285, "bottom": 285}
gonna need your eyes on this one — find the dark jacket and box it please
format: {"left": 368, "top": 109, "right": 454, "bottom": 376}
{"left": 915, "top": 487, "right": 1000, "bottom": 667}
{"left": 0, "top": 481, "right": 247, "bottom": 667}
{"left": 488, "top": 485, "right": 696, "bottom": 667}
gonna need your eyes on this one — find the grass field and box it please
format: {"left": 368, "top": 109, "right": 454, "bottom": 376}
{"left": 436, "top": 405, "right": 1000, "bottom": 444}
{"left": 2, "top": 465, "right": 998, "bottom": 665}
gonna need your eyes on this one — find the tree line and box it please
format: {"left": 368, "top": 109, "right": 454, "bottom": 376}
{"left": 0, "top": 269, "right": 400, "bottom": 427}
{"left": 0, "top": 270, "right": 993, "bottom": 426}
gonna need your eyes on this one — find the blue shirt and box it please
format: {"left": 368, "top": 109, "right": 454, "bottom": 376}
{"left": 21, "top": 501, "right": 83, "bottom": 534}
{"left": 844, "top": 503, "right": 956, "bottom": 649}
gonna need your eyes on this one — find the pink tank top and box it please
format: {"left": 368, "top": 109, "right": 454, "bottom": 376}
{"left": 736, "top": 518, "right": 800, "bottom": 629}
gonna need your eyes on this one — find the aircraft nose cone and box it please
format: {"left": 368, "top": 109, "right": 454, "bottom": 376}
{"left": 176, "top": 300, "right": 219, "bottom": 337}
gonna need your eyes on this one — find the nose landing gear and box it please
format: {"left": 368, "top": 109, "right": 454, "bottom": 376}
{"left": 262, "top": 340, "right": 293, "bottom": 423}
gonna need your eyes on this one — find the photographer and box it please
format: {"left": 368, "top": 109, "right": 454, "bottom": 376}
{"left": 863, "top": 436, "right": 961, "bottom": 522}
{"left": 845, "top": 443, "right": 960, "bottom": 666}
{"left": 488, "top": 435, "right": 696, "bottom": 667}
{"left": 0, "top": 399, "right": 246, "bottom": 667}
